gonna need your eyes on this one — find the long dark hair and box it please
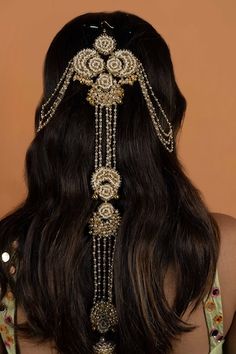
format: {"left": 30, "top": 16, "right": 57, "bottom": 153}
{"left": 0, "top": 11, "right": 220, "bottom": 354}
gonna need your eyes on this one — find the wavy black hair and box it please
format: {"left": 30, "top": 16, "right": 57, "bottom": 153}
{"left": 0, "top": 10, "right": 220, "bottom": 354}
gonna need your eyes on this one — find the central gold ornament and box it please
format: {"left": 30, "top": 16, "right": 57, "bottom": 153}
{"left": 72, "top": 31, "right": 138, "bottom": 107}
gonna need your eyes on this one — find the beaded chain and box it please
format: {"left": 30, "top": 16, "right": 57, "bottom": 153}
{"left": 89, "top": 103, "right": 120, "bottom": 353}
{"left": 38, "top": 61, "right": 74, "bottom": 132}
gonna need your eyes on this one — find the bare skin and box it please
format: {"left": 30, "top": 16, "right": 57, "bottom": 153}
{"left": 11, "top": 213, "right": 236, "bottom": 353}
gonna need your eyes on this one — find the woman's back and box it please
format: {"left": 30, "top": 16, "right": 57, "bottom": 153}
{"left": 1, "top": 213, "right": 235, "bottom": 353}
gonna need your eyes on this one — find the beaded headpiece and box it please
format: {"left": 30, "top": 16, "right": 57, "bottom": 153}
{"left": 37, "top": 25, "right": 174, "bottom": 353}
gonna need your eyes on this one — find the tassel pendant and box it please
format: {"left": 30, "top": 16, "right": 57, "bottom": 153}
{"left": 93, "top": 337, "right": 116, "bottom": 354}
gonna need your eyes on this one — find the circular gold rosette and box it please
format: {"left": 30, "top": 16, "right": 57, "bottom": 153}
{"left": 90, "top": 301, "right": 118, "bottom": 333}
{"left": 91, "top": 167, "right": 121, "bottom": 200}
{"left": 89, "top": 202, "right": 121, "bottom": 238}
{"left": 73, "top": 31, "right": 138, "bottom": 107}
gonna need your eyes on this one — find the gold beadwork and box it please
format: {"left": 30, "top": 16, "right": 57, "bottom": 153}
{"left": 38, "top": 30, "right": 174, "bottom": 153}
{"left": 86, "top": 59, "right": 120, "bottom": 346}
{"left": 98, "top": 202, "right": 115, "bottom": 219}
{"left": 88, "top": 207, "right": 121, "bottom": 238}
{"left": 94, "top": 32, "right": 116, "bottom": 55}
{"left": 74, "top": 45, "right": 138, "bottom": 107}
{"left": 107, "top": 49, "right": 137, "bottom": 77}
{"left": 87, "top": 79, "right": 124, "bottom": 107}
{"left": 38, "top": 61, "right": 74, "bottom": 132}
{"left": 91, "top": 166, "right": 121, "bottom": 200}
{"left": 90, "top": 301, "right": 118, "bottom": 333}
{"left": 73, "top": 49, "right": 105, "bottom": 78}
{"left": 93, "top": 337, "right": 116, "bottom": 354}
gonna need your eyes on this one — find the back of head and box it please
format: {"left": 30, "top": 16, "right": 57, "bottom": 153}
{"left": 0, "top": 11, "right": 219, "bottom": 354}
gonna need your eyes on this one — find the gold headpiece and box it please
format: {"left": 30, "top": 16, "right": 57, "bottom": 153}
{"left": 37, "top": 28, "right": 174, "bottom": 353}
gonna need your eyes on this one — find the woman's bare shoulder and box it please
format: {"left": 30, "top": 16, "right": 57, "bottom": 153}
{"left": 211, "top": 212, "right": 236, "bottom": 290}
{"left": 211, "top": 212, "right": 236, "bottom": 230}
{"left": 211, "top": 212, "right": 236, "bottom": 276}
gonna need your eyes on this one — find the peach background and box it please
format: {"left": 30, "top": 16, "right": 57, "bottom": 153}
{"left": 0, "top": 1, "right": 235, "bottom": 218}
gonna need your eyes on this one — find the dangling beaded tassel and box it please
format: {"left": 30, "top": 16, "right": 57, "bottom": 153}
{"left": 38, "top": 60, "right": 74, "bottom": 133}
{"left": 89, "top": 104, "right": 121, "bottom": 353}
{"left": 136, "top": 61, "right": 174, "bottom": 152}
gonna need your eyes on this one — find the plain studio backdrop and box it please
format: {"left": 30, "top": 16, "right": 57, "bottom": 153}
{"left": 0, "top": 0, "right": 235, "bottom": 218}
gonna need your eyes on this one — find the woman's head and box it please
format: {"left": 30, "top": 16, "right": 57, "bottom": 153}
{"left": 0, "top": 11, "right": 219, "bottom": 354}
{"left": 30, "top": 10, "right": 186, "bottom": 205}
{"left": 37, "top": 11, "right": 186, "bottom": 138}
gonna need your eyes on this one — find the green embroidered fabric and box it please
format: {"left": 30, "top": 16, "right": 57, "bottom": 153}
{"left": 0, "top": 286, "right": 16, "bottom": 353}
{"left": 0, "top": 270, "right": 224, "bottom": 354}
{"left": 203, "top": 269, "right": 224, "bottom": 354}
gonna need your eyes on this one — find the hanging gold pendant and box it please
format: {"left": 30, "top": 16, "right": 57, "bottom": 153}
{"left": 93, "top": 337, "right": 116, "bottom": 354}
{"left": 90, "top": 301, "right": 118, "bottom": 333}
{"left": 88, "top": 206, "right": 121, "bottom": 237}
{"left": 91, "top": 166, "right": 121, "bottom": 201}
{"left": 89, "top": 166, "right": 122, "bottom": 237}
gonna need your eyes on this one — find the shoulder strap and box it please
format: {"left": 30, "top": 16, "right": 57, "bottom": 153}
{"left": 0, "top": 286, "right": 16, "bottom": 354}
{"left": 203, "top": 269, "right": 224, "bottom": 351}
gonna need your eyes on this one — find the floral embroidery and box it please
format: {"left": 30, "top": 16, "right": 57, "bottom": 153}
{"left": 203, "top": 269, "right": 225, "bottom": 352}
{"left": 0, "top": 286, "right": 16, "bottom": 353}
{"left": 4, "top": 315, "right": 13, "bottom": 325}
{"left": 205, "top": 300, "right": 216, "bottom": 312}
{"left": 212, "top": 287, "right": 220, "bottom": 297}
{"left": 4, "top": 334, "right": 14, "bottom": 347}
{"left": 213, "top": 314, "right": 223, "bottom": 325}
{"left": 0, "top": 324, "right": 8, "bottom": 333}
{"left": 6, "top": 292, "right": 14, "bottom": 301}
